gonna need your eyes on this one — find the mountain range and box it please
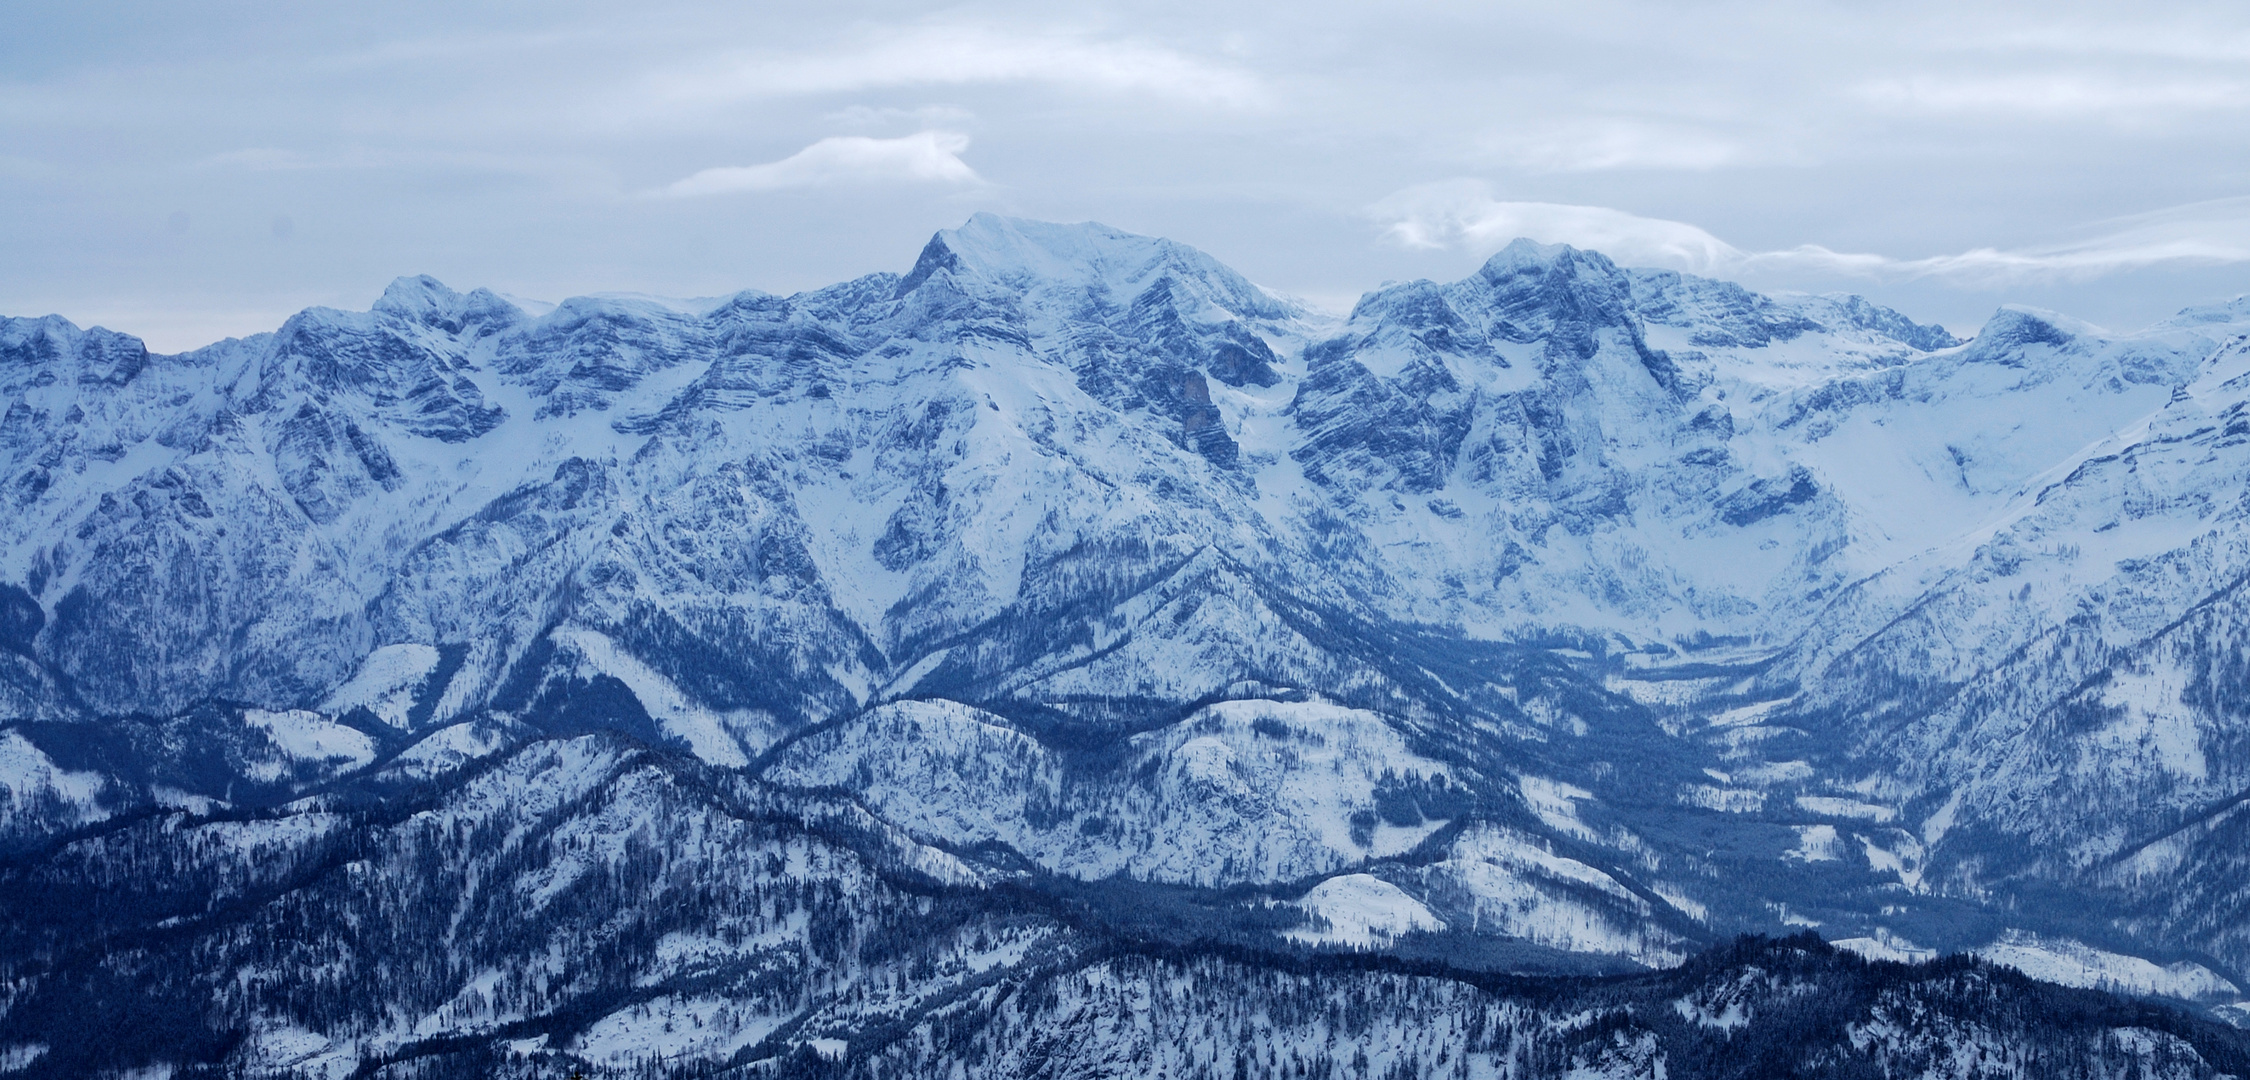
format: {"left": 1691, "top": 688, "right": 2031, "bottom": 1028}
{"left": 4, "top": 213, "right": 2250, "bottom": 1078}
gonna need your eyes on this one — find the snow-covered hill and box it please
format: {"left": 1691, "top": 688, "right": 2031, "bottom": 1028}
{"left": 5, "top": 213, "right": 2250, "bottom": 1076}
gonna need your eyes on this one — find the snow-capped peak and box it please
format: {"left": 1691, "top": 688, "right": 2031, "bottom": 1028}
{"left": 896, "top": 212, "right": 1290, "bottom": 321}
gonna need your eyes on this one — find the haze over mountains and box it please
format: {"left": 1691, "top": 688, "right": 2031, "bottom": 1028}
{"left": 4, "top": 214, "right": 2250, "bottom": 1077}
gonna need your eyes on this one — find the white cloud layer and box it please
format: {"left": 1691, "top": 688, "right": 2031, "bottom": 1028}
{"left": 1858, "top": 74, "right": 2250, "bottom": 116}
{"left": 1374, "top": 182, "right": 2250, "bottom": 283}
{"left": 657, "top": 131, "right": 980, "bottom": 197}
{"left": 1477, "top": 121, "right": 1746, "bottom": 172}
{"left": 652, "top": 24, "right": 1265, "bottom": 109}
{"left": 1373, "top": 181, "right": 1741, "bottom": 271}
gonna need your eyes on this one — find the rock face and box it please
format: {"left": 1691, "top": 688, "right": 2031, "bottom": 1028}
{"left": 4, "top": 213, "right": 2250, "bottom": 1076}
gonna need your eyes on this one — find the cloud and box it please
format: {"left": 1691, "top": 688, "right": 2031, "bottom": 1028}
{"left": 656, "top": 131, "right": 980, "bottom": 197}
{"left": 651, "top": 25, "right": 1265, "bottom": 109}
{"left": 1976, "top": 20, "right": 2250, "bottom": 63}
{"left": 1831, "top": 196, "right": 2250, "bottom": 281}
{"left": 1477, "top": 121, "right": 1746, "bottom": 172}
{"left": 825, "top": 104, "right": 976, "bottom": 132}
{"left": 1858, "top": 74, "right": 2250, "bottom": 116}
{"left": 1372, "top": 180, "right": 1744, "bottom": 271}
{"left": 1373, "top": 181, "right": 2250, "bottom": 283}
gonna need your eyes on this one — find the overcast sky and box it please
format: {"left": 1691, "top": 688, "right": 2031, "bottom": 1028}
{"left": 7, "top": 0, "right": 2250, "bottom": 350}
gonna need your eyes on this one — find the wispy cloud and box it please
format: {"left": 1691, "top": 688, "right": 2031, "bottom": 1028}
{"left": 1373, "top": 181, "right": 2250, "bottom": 283}
{"left": 1975, "top": 20, "right": 2250, "bottom": 63}
{"left": 1477, "top": 121, "right": 1746, "bottom": 172}
{"left": 1844, "top": 197, "right": 2250, "bottom": 280}
{"left": 824, "top": 104, "right": 976, "bottom": 132}
{"left": 655, "top": 131, "right": 980, "bottom": 198}
{"left": 1373, "top": 181, "right": 1741, "bottom": 270}
{"left": 1858, "top": 74, "right": 2250, "bottom": 116}
{"left": 649, "top": 25, "right": 1265, "bottom": 109}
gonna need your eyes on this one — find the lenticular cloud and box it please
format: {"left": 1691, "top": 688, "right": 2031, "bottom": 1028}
{"left": 1374, "top": 180, "right": 2250, "bottom": 283}
{"left": 1372, "top": 180, "right": 1744, "bottom": 273}
{"left": 658, "top": 130, "right": 980, "bottom": 197}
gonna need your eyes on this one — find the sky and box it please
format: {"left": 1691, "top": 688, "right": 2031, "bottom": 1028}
{"left": 6, "top": 0, "right": 2250, "bottom": 351}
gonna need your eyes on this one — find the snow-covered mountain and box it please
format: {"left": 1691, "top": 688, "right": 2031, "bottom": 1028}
{"left": 4, "top": 213, "right": 2250, "bottom": 1077}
